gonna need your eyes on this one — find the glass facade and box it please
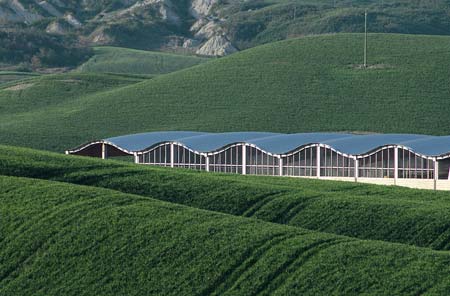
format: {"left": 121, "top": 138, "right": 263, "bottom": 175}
{"left": 320, "top": 147, "right": 355, "bottom": 177}
{"left": 282, "top": 146, "right": 317, "bottom": 177}
{"left": 398, "top": 148, "right": 434, "bottom": 179}
{"left": 438, "top": 158, "right": 450, "bottom": 180}
{"left": 173, "top": 144, "right": 207, "bottom": 170}
{"left": 139, "top": 143, "right": 206, "bottom": 170}
{"left": 139, "top": 144, "right": 171, "bottom": 167}
{"left": 135, "top": 143, "right": 441, "bottom": 181}
{"left": 209, "top": 145, "right": 243, "bottom": 174}
{"left": 246, "top": 146, "right": 279, "bottom": 176}
{"left": 358, "top": 147, "right": 395, "bottom": 178}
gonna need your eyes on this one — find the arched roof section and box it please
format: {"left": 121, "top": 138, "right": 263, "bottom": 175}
{"left": 176, "top": 132, "right": 280, "bottom": 153}
{"left": 105, "top": 131, "right": 209, "bottom": 152}
{"left": 67, "top": 142, "right": 132, "bottom": 157}
{"left": 324, "top": 134, "right": 432, "bottom": 155}
{"left": 400, "top": 136, "right": 450, "bottom": 157}
{"left": 247, "top": 133, "right": 354, "bottom": 155}
{"left": 67, "top": 132, "right": 450, "bottom": 158}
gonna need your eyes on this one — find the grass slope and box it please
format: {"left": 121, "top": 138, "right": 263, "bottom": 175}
{"left": 0, "top": 72, "right": 146, "bottom": 150}
{"left": 0, "top": 72, "right": 40, "bottom": 85}
{"left": 1, "top": 34, "right": 450, "bottom": 152}
{"left": 76, "top": 47, "right": 208, "bottom": 75}
{"left": 3, "top": 145, "right": 450, "bottom": 251}
{"left": 223, "top": 0, "right": 450, "bottom": 49}
{"left": 2, "top": 175, "right": 450, "bottom": 295}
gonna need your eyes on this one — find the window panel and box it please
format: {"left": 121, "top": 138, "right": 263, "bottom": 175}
{"left": 398, "top": 148, "right": 434, "bottom": 179}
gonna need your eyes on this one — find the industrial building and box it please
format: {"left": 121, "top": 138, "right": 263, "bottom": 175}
{"left": 66, "top": 132, "right": 450, "bottom": 190}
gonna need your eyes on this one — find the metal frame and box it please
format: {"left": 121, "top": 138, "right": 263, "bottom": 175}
{"left": 66, "top": 138, "right": 450, "bottom": 187}
{"left": 65, "top": 140, "right": 134, "bottom": 156}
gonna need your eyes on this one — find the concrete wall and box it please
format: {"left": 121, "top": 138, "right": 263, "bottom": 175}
{"left": 319, "top": 176, "right": 450, "bottom": 191}
{"left": 396, "top": 179, "right": 435, "bottom": 190}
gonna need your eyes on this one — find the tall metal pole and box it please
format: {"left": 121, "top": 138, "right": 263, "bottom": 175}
{"left": 364, "top": 9, "right": 368, "bottom": 68}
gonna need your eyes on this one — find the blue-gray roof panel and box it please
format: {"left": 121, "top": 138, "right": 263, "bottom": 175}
{"left": 401, "top": 136, "right": 450, "bottom": 156}
{"left": 248, "top": 133, "right": 355, "bottom": 154}
{"left": 106, "top": 131, "right": 209, "bottom": 152}
{"left": 324, "top": 134, "right": 433, "bottom": 155}
{"left": 177, "top": 132, "right": 281, "bottom": 152}
{"left": 88, "top": 132, "right": 450, "bottom": 157}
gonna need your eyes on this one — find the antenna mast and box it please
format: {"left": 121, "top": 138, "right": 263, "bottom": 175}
{"left": 364, "top": 9, "right": 368, "bottom": 68}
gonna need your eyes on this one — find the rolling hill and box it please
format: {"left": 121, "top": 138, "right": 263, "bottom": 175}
{"left": 2, "top": 0, "right": 450, "bottom": 72}
{"left": 2, "top": 175, "right": 450, "bottom": 295}
{"left": 0, "top": 71, "right": 40, "bottom": 85}
{"left": 76, "top": 47, "right": 208, "bottom": 75}
{"left": 1, "top": 33, "right": 450, "bottom": 152}
{"left": 3, "top": 145, "right": 450, "bottom": 251}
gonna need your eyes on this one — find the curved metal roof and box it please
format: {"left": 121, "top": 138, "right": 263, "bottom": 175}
{"left": 247, "top": 133, "right": 355, "bottom": 154}
{"left": 69, "top": 132, "right": 450, "bottom": 157}
{"left": 106, "top": 131, "right": 209, "bottom": 152}
{"left": 176, "top": 132, "right": 281, "bottom": 153}
{"left": 323, "top": 134, "right": 433, "bottom": 155}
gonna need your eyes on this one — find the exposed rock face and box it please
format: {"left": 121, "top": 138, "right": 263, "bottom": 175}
{"left": 89, "top": 27, "right": 113, "bottom": 45}
{"left": 0, "top": 0, "right": 42, "bottom": 23}
{"left": 0, "top": 0, "right": 239, "bottom": 57}
{"left": 46, "top": 21, "right": 66, "bottom": 34}
{"left": 188, "top": 0, "right": 238, "bottom": 56}
{"left": 190, "top": 0, "right": 217, "bottom": 18}
{"left": 196, "top": 35, "right": 237, "bottom": 56}
{"left": 38, "top": 1, "right": 63, "bottom": 17}
{"left": 64, "top": 13, "right": 81, "bottom": 28}
{"left": 117, "top": 0, "right": 180, "bottom": 25}
{"left": 183, "top": 38, "right": 200, "bottom": 49}
{"left": 194, "top": 20, "right": 221, "bottom": 40}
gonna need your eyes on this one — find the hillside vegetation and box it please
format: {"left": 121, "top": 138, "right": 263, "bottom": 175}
{"left": 0, "top": 71, "right": 40, "bottom": 85}
{"left": 222, "top": 0, "right": 450, "bottom": 49}
{"left": 1, "top": 34, "right": 450, "bottom": 152}
{"left": 0, "top": 29, "right": 93, "bottom": 71}
{"left": 3, "top": 145, "right": 450, "bottom": 251}
{"left": 76, "top": 47, "right": 208, "bottom": 75}
{"left": 2, "top": 175, "right": 450, "bottom": 295}
{"left": 2, "top": 0, "right": 450, "bottom": 64}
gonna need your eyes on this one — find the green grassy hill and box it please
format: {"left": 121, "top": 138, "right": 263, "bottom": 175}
{"left": 3, "top": 145, "right": 450, "bottom": 251}
{"left": 0, "top": 72, "right": 40, "bottom": 85}
{"left": 0, "top": 72, "right": 147, "bottom": 150}
{"left": 2, "top": 175, "right": 450, "bottom": 295}
{"left": 223, "top": 0, "right": 450, "bottom": 49}
{"left": 76, "top": 47, "right": 208, "bottom": 75}
{"left": 1, "top": 34, "right": 450, "bottom": 152}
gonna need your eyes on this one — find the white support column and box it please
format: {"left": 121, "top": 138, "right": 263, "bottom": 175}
{"left": 205, "top": 154, "right": 210, "bottom": 172}
{"left": 134, "top": 153, "right": 139, "bottom": 164}
{"left": 354, "top": 157, "right": 359, "bottom": 182}
{"left": 394, "top": 146, "right": 399, "bottom": 185}
{"left": 242, "top": 145, "right": 247, "bottom": 175}
{"left": 316, "top": 145, "right": 321, "bottom": 178}
{"left": 170, "top": 143, "right": 175, "bottom": 168}
{"left": 101, "top": 143, "right": 107, "bottom": 159}
{"left": 279, "top": 156, "right": 283, "bottom": 176}
{"left": 434, "top": 158, "right": 439, "bottom": 190}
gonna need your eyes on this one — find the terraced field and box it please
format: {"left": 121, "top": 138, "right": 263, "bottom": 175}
{"left": 76, "top": 47, "right": 208, "bottom": 75}
{"left": 3, "top": 145, "right": 450, "bottom": 251}
{"left": 2, "top": 174, "right": 450, "bottom": 295}
{"left": 1, "top": 34, "right": 450, "bottom": 153}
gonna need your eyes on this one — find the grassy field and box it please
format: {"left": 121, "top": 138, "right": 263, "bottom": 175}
{"left": 0, "top": 72, "right": 147, "bottom": 151}
{"left": 76, "top": 47, "right": 208, "bottom": 75}
{"left": 222, "top": 0, "right": 450, "bottom": 49}
{"left": 2, "top": 175, "right": 450, "bottom": 295}
{"left": 1, "top": 34, "right": 450, "bottom": 152}
{"left": 0, "top": 71, "right": 40, "bottom": 85}
{"left": 3, "top": 145, "right": 450, "bottom": 251}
